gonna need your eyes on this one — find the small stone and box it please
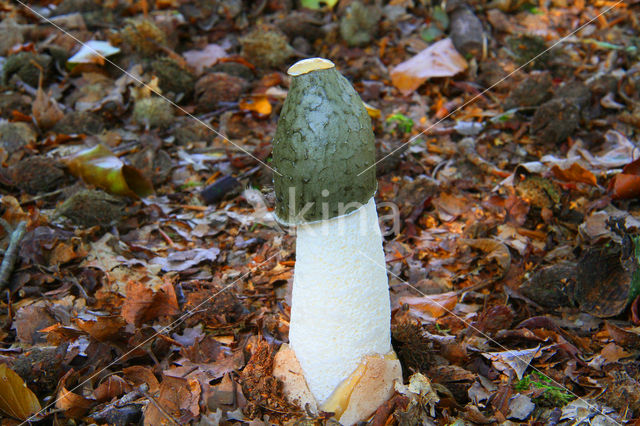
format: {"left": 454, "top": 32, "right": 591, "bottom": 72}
{"left": 448, "top": 1, "right": 485, "bottom": 58}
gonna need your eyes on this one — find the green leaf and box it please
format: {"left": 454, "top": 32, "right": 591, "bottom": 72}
{"left": 300, "top": 0, "right": 339, "bottom": 10}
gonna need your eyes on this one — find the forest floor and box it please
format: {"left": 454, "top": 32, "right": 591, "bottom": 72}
{"left": 0, "top": 0, "right": 639, "bottom": 425}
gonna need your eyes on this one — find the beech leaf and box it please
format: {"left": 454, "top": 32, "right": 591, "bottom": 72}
{"left": 390, "top": 38, "right": 467, "bottom": 95}
{"left": 67, "top": 40, "right": 120, "bottom": 65}
{"left": 0, "top": 364, "right": 41, "bottom": 421}
{"left": 64, "top": 144, "right": 153, "bottom": 198}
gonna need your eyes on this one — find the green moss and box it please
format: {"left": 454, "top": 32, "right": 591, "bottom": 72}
{"left": 272, "top": 65, "right": 376, "bottom": 224}
{"left": 2, "top": 52, "right": 51, "bottom": 87}
{"left": 515, "top": 371, "right": 573, "bottom": 407}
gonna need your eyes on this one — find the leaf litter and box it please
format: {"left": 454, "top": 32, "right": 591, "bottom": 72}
{"left": 0, "top": 0, "right": 638, "bottom": 425}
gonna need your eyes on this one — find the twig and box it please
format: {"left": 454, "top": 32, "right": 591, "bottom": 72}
{"left": 0, "top": 221, "right": 27, "bottom": 291}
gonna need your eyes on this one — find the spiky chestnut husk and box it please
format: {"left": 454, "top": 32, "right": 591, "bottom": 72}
{"left": 272, "top": 58, "right": 376, "bottom": 225}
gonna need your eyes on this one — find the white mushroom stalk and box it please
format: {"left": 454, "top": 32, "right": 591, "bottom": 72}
{"left": 290, "top": 197, "right": 391, "bottom": 403}
{"left": 271, "top": 58, "right": 401, "bottom": 425}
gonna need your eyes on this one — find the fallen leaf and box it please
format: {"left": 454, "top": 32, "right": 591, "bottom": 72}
{"left": 56, "top": 370, "right": 94, "bottom": 418}
{"left": 12, "top": 302, "right": 56, "bottom": 344}
{"left": 67, "top": 40, "right": 120, "bottom": 65}
{"left": 238, "top": 95, "right": 272, "bottom": 117}
{"left": 390, "top": 38, "right": 467, "bottom": 95}
{"left": 508, "top": 394, "right": 535, "bottom": 421}
{"left": 75, "top": 314, "right": 126, "bottom": 341}
{"left": 482, "top": 346, "right": 542, "bottom": 380}
{"left": 143, "top": 375, "right": 201, "bottom": 425}
{"left": 0, "top": 363, "right": 41, "bottom": 421}
{"left": 551, "top": 162, "right": 597, "bottom": 186}
{"left": 64, "top": 144, "right": 154, "bottom": 198}
{"left": 608, "top": 157, "right": 640, "bottom": 199}
{"left": 462, "top": 238, "right": 511, "bottom": 277}
{"left": 93, "top": 375, "right": 132, "bottom": 402}
{"left": 300, "top": 0, "right": 338, "bottom": 9}
{"left": 121, "top": 281, "right": 180, "bottom": 326}
{"left": 605, "top": 322, "right": 640, "bottom": 350}
{"left": 151, "top": 248, "right": 220, "bottom": 272}
{"left": 398, "top": 291, "right": 458, "bottom": 320}
{"left": 183, "top": 44, "right": 228, "bottom": 75}
{"left": 123, "top": 366, "right": 160, "bottom": 393}
{"left": 32, "top": 85, "right": 64, "bottom": 130}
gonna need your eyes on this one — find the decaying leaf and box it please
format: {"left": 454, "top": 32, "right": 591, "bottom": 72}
{"left": 398, "top": 292, "right": 458, "bottom": 321}
{"left": 482, "top": 346, "right": 542, "bottom": 380}
{"left": 93, "top": 375, "right": 132, "bottom": 402}
{"left": 121, "top": 280, "right": 180, "bottom": 326}
{"left": 56, "top": 369, "right": 94, "bottom": 419}
{"left": 143, "top": 375, "right": 201, "bottom": 425}
{"left": 390, "top": 38, "right": 467, "bottom": 95}
{"left": 462, "top": 238, "right": 511, "bottom": 277}
{"left": 151, "top": 248, "right": 220, "bottom": 272}
{"left": 33, "top": 83, "right": 64, "bottom": 130}
{"left": 0, "top": 363, "right": 42, "bottom": 421}
{"left": 183, "top": 44, "right": 228, "bottom": 75}
{"left": 64, "top": 144, "right": 153, "bottom": 198}
{"left": 123, "top": 366, "right": 160, "bottom": 394}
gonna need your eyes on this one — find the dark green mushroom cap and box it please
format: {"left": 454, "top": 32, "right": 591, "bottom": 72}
{"left": 273, "top": 58, "right": 376, "bottom": 225}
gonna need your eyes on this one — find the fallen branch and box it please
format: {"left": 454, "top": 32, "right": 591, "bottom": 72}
{"left": 0, "top": 220, "right": 27, "bottom": 291}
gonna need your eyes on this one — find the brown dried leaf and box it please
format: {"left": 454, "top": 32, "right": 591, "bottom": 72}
{"left": 0, "top": 363, "right": 41, "bottom": 421}
{"left": 75, "top": 315, "right": 126, "bottom": 341}
{"left": 55, "top": 370, "right": 94, "bottom": 418}
{"left": 121, "top": 281, "right": 180, "bottom": 326}
{"left": 32, "top": 85, "right": 64, "bottom": 130}
{"left": 550, "top": 162, "right": 597, "bottom": 186}
{"left": 93, "top": 375, "right": 132, "bottom": 402}
{"left": 143, "top": 375, "right": 201, "bottom": 425}
{"left": 398, "top": 292, "right": 458, "bottom": 320}
{"left": 123, "top": 365, "right": 160, "bottom": 393}
{"left": 390, "top": 38, "right": 467, "bottom": 95}
{"left": 12, "top": 302, "right": 56, "bottom": 344}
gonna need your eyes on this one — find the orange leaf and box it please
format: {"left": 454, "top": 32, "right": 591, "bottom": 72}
{"left": 121, "top": 281, "right": 180, "bottom": 326}
{"left": 550, "top": 163, "right": 597, "bottom": 186}
{"left": 398, "top": 292, "right": 458, "bottom": 320}
{"left": 0, "top": 364, "right": 41, "bottom": 421}
{"left": 239, "top": 95, "right": 272, "bottom": 117}
{"left": 93, "top": 376, "right": 132, "bottom": 402}
{"left": 55, "top": 370, "right": 94, "bottom": 419}
{"left": 608, "top": 173, "right": 640, "bottom": 200}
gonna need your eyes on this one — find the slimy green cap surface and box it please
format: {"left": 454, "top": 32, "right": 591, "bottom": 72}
{"left": 273, "top": 58, "right": 376, "bottom": 225}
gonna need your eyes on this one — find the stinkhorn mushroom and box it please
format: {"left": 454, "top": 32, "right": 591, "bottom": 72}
{"left": 271, "top": 58, "right": 402, "bottom": 425}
